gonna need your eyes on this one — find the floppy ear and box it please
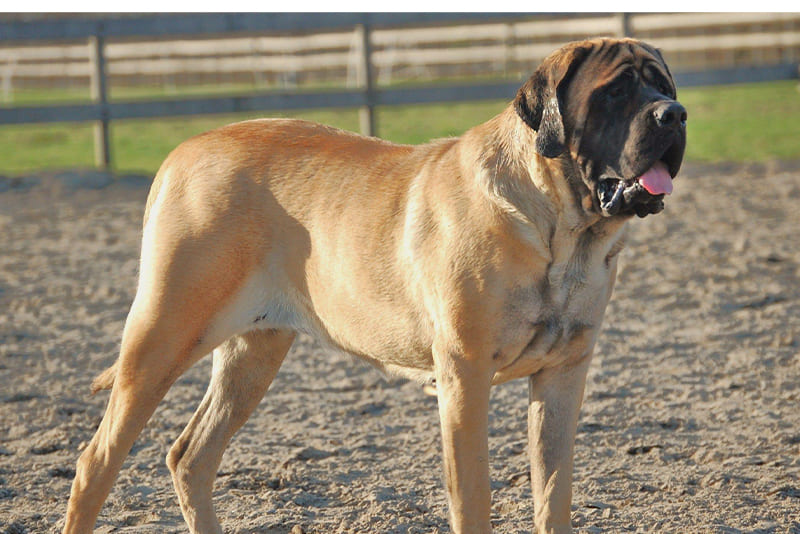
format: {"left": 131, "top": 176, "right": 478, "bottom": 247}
{"left": 514, "top": 44, "right": 592, "bottom": 158}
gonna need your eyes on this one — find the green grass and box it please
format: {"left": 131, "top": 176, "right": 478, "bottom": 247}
{"left": 1, "top": 80, "right": 798, "bottom": 175}
{"left": 677, "top": 80, "right": 800, "bottom": 162}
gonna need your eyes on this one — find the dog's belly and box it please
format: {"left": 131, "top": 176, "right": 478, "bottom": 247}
{"left": 203, "top": 262, "right": 436, "bottom": 379}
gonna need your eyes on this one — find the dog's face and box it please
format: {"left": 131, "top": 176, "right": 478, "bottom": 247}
{"left": 515, "top": 38, "right": 687, "bottom": 218}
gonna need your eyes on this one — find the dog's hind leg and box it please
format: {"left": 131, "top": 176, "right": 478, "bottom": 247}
{"left": 167, "top": 328, "right": 295, "bottom": 534}
{"left": 63, "top": 173, "right": 272, "bottom": 533}
{"left": 62, "top": 302, "right": 222, "bottom": 534}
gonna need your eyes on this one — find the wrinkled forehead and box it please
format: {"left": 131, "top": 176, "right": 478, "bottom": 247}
{"left": 580, "top": 39, "right": 672, "bottom": 84}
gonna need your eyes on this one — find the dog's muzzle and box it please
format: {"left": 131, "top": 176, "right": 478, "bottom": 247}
{"left": 598, "top": 100, "right": 687, "bottom": 218}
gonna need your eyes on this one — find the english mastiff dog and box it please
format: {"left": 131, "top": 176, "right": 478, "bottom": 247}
{"left": 64, "top": 38, "right": 686, "bottom": 533}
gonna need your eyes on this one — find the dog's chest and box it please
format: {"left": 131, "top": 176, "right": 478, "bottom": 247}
{"left": 491, "top": 234, "right": 619, "bottom": 383}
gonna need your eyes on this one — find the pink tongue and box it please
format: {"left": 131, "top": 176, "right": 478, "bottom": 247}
{"left": 637, "top": 161, "right": 673, "bottom": 195}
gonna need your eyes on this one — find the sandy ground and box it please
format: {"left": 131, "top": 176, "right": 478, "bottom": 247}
{"left": 0, "top": 161, "right": 799, "bottom": 534}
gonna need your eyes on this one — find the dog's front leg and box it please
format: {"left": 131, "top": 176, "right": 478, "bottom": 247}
{"left": 527, "top": 355, "right": 592, "bottom": 534}
{"left": 433, "top": 345, "right": 494, "bottom": 534}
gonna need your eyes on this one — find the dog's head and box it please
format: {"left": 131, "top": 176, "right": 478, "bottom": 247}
{"left": 514, "top": 38, "right": 687, "bottom": 218}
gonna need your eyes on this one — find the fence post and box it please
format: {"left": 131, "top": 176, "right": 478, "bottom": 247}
{"left": 617, "top": 13, "right": 632, "bottom": 38}
{"left": 89, "top": 30, "right": 111, "bottom": 170}
{"left": 502, "top": 22, "right": 515, "bottom": 77}
{"left": 356, "top": 22, "right": 377, "bottom": 137}
{"left": 1, "top": 55, "right": 16, "bottom": 104}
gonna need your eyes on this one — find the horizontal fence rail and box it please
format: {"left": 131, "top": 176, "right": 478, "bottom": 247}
{"left": 1, "top": 12, "right": 799, "bottom": 170}
{"left": 0, "top": 81, "right": 525, "bottom": 123}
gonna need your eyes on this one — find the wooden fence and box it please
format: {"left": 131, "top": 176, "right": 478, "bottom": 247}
{"left": 1, "top": 13, "right": 799, "bottom": 169}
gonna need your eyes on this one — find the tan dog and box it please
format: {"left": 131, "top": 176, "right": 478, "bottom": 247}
{"left": 64, "top": 38, "right": 686, "bottom": 533}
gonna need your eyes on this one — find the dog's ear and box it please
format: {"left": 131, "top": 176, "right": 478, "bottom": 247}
{"left": 514, "top": 44, "right": 592, "bottom": 158}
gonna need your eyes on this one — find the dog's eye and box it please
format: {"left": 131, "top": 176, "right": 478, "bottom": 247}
{"left": 647, "top": 67, "right": 675, "bottom": 98}
{"left": 607, "top": 80, "right": 629, "bottom": 100}
{"left": 658, "top": 80, "right": 675, "bottom": 98}
{"left": 607, "top": 69, "right": 635, "bottom": 100}
{"left": 651, "top": 76, "right": 671, "bottom": 96}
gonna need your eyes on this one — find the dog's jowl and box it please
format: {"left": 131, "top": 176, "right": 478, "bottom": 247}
{"left": 63, "top": 38, "right": 686, "bottom": 534}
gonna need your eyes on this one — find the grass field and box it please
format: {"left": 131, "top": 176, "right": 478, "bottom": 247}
{"left": 1, "top": 80, "right": 798, "bottom": 175}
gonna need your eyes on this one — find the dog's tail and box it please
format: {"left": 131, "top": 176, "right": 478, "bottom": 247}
{"left": 90, "top": 363, "right": 118, "bottom": 395}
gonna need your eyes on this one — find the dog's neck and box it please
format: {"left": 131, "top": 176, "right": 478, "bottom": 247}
{"left": 464, "top": 106, "right": 625, "bottom": 251}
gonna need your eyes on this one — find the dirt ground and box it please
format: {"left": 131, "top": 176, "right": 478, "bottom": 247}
{"left": 0, "top": 160, "right": 799, "bottom": 533}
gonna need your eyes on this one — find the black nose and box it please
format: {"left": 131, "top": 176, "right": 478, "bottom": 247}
{"left": 653, "top": 101, "right": 687, "bottom": 128}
